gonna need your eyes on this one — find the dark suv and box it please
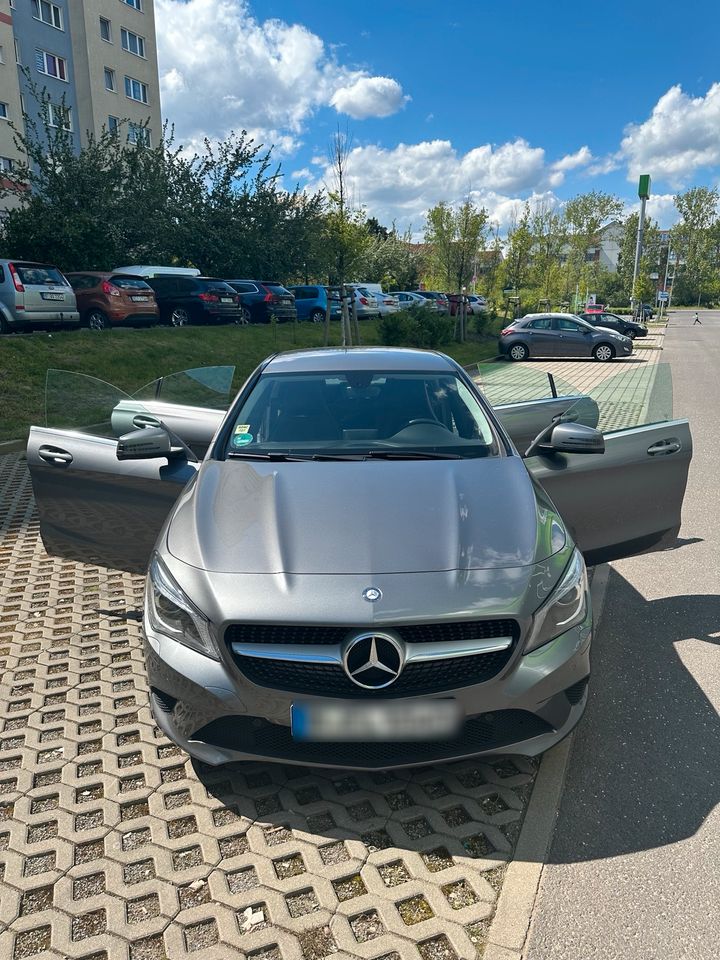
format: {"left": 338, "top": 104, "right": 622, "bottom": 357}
{"left": 141, "top": 276, "right": 242, "bottom": 326}
{"left": 225, "top": 280, "right": 297, "bottom": 324}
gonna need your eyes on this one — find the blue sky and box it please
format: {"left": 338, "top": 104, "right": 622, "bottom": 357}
{"left": 157, "top": 0, "right": 720, "bottom": 232}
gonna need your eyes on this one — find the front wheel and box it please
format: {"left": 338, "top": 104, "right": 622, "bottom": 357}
{"left": 241, "top": 306, "right": 252, "bottom": 325}
{"left": 508, "top": 343, "right": 529, "bottom": 361}
{"left": 593, "top": 343, "right": 615, "bottom": 362}
{"left": 624, "top": 329, "right": 636, "bottom": 339}
{"left": 170, "top": 307, "right": 190, "bottom": 327}
{"left": 86, "top": 309, "right": 109, "bottom": 331}
{"left": 310, "top": 309, "right": 325, "bottom": 323}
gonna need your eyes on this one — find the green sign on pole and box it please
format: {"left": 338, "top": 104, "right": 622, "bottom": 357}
{"left": 638, "top": 174, "right": 651, "bottom": 199}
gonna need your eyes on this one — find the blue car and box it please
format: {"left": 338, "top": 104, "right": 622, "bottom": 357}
{"left": 287, "top": 284, "right": 341, "bottom": 323}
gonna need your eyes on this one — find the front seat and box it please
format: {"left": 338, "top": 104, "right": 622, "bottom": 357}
{"left": 269, "top": 380, "right": 341, "bottom": 442}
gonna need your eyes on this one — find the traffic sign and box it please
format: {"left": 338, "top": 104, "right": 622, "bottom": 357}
{"left": 658, "top": 291, "right": 669, "bottom": 302}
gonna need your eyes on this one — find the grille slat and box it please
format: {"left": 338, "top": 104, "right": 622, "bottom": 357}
{"left": 226, "top": 618, "right": 519, "bottom": 698}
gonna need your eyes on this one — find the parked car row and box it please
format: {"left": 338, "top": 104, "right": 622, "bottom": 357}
{"left": 0, "top": 256, "right": 491, "bottom": 333}
{"left": 499, "top": 312, "right": 635, "bottom": 362}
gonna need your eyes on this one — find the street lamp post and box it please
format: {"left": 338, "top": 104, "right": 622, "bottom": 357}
{"left": 631, "top": 174, "right": 651, "bottom": 319}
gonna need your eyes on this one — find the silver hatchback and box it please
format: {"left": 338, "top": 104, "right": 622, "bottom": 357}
{"left": 0, "top": 260, "right": 80, "bottom": 332}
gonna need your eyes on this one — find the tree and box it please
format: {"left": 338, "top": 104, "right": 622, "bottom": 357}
{"left": 671, "top": 186, "right": 719, "bottom": 305}
{"left": 528, "top": 201, "right": 567, "bottom": 305}
{"left": 616, "top": 213, "right": 661, "bottom": 304}
{"left": 562, "top": 191, "right": 623, "bottom": 304}
{"left": 501, "top": 203, "right": 533, "bottom": 294}
{"left": 424, "top": 199, "right": 488, "bottom": 291}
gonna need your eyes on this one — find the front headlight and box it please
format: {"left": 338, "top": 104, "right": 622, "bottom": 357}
{"left": 146, "top": 554, "right": 218, "bottom": 659}
{"left": 525, "top": 550, "right": 589, "bottom": 653}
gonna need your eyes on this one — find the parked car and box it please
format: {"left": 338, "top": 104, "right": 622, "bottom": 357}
{"left": 135, "top": 275, "right": 242, "bottom": 326}
{"left": 26, "top": 348, "right": 692, "bottom": 769}
{"left": 287, "top": 285, "right": 340, "bottom": 323}
{"left": 113, "top": 265, "right": 201, "bottom": 279}
{"left": 577, "top": 312, "right": 648, "bottom": 339}
{"left": 415, "top": 290, "right": 450, "bottom": 313}
{"left": 499, "top": 313, "right": 633, "bottom": 362}
{"left": 0, "top": 260, "right": 80, "bottom": 332}
{"left": 638, "top": 303, "right": 655, "bottom": 320}
{"left": 66, "top": 273, "right": 159, "bottom": 330}
{"left": 351, "top": 282, "right": 400, "bottom": 316}
{"left": 467, "top": 295, "right": 487, "bottom": 314}
{"left": 390, "top": 291, "right": 433, "bottom": 308}
{"left": 225, "top": 280, "right": 297, "bottom": 324}
{"left": 346, "top": 286, "right": 381, "bottom": 319}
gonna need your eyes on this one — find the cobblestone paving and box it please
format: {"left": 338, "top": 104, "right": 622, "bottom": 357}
{"left": 0, "top": 454, "right": 538, "bottom": 960}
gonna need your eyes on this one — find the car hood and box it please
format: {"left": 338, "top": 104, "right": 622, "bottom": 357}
{"left": 166, "top": 457, "right": 566, "bottom": 575}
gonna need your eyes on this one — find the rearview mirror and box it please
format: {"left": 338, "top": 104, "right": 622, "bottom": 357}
{"left": 548, "top": 422, "right": 605, "bottom": 455}
{"left": 117, "top": 426, "right": 175, "bottom": 460}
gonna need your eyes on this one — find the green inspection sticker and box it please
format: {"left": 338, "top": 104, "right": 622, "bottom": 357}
{"left": 232, "top": 433, "right": 253, "bottom": 447}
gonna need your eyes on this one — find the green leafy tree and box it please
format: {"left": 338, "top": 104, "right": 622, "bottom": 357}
{"left": 671, "top": 186, "right": 719, "bottom": 305}
{"left": 501, "top": 203, "right": 533, "bottom": 295}
{"left": 424, "top": 199, "right": 489, "bottom": 291}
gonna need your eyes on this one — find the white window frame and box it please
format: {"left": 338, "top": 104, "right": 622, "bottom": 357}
{"left": 14, "top": 39, "right": 21, "bottom": 65}
{"left": 124, "top": 75, "right": 148, "bottom": 104}
{"left": 100, "top": 17, "right": 112, "bottom": 42}
{"left": 47, "top": 102, "right": 72, "bottom": 131}
{"left": 104, "top": 67, "right": 116, "bottom": 92}
{"left": 36, "top": 49, "right": 68, "bottom": 82}
{"left": 32, "top": 0, "right": 63, "bottom": 30}
{"left": 121, "top": 27, "right": 146, "bottom": 58}
{"left": 0, "top": 157, "right": 15, "bottom": 173}
{"left": 121, "top": 0, "right": 143, "bottom": 11}
{"left": 0, "top": 45, "right": 5, "bottom": 64}
{"left": 0, "top": 103, "right": 8, "bottom": 121}
{"left": 128, "top": 123, "right": 151, "bottom": 147}
{"left": 108, "top": 115, "right": 119, "bottom": 133}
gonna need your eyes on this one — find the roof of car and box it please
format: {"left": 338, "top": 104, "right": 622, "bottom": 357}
{"left": 264, "top": 347, "right": 457, "bottom": 374}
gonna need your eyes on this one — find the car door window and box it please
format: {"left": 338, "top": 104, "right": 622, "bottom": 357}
{"left": 528, "top": 318, "right": 552, "bottom": 330}
{"left": 555, "top": 318, "right": 583, "bottom": 332}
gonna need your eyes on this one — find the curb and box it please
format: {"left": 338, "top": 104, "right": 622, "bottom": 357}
{"left": 0, "top": 438, "right": 26, "bottom": 455}
{"left": 484, "top": 563, "right": 611, "bottom": 960}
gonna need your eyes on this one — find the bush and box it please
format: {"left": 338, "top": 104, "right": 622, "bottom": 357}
{"left": 377, "top": 306, "right": 453, "bottom": 350}
{"left": 377, "top": 311, "right": 411, "bottom": 345}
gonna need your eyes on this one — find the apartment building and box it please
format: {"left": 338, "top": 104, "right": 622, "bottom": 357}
{"left": 0, "top": 0, "right": 160, "bottom": 171}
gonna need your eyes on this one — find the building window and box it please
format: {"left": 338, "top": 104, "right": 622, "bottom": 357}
{"left": 14, "top": 39, "right": 21, "bottom": 64}
{"left": 128, "top": 122, "right": 150, "bottom": 147}
{"left": 36, "top": 49, "right": 68, "bottom": 81}
{"left": 0, "top": 45, "right": 4, "bottom": 64}
{"left": 100, "top": 17, "right": 112, "bottom": 42}
{"left": 104, "top": 67, "right": 116, "bottom": 91}
{"left": 0, "top": 157, "right": 15, "bottom": 173}
{"left": 0, "top": 103, "right": 7, "bottom": 120}
{"left": 108, "top": 115, "right": 119, "bottom": 132}
{"left": 47, "top": 102, "right": 71, "bottom": 130}
{"left": 124, "top": 75, "right": 148, "bottom": 103}
{"left": 32, "top": 0, "right": 63, "bottom": 29}
{"left": 121, "top": 28, "right": 145, "bottom": 57}
{"left": 121, "top": 0, "right": 143, "bottom": 10}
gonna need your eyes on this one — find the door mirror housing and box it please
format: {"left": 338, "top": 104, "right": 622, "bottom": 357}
{"left": 117, "top": 426, "right": 179, "bottom": 461}
{"left": 548, "top": 422, "right": 605, "bottom": 455}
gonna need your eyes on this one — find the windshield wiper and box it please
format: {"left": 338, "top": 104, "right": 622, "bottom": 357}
{"left": 363, "top": 449, "right": 463, "bottom": 460}
{"left": 227, "top": 451, "right": 362, "bottom": 461}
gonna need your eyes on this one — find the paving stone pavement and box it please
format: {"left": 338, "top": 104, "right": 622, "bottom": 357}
{"left": 0, "top": 454, "right": 539, "bottom": 960}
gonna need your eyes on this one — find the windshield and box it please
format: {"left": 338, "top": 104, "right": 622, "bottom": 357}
{"left": 224, "top": 370, "right": 500, "bottom": 459}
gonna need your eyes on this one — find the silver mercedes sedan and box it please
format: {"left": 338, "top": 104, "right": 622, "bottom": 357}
{"left": 27, "top": 348, "right": 692, "bottom": 769}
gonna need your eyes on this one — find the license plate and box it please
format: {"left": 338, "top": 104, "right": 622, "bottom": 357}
{"left": 130, "top": 296, "right": 149, "bottom": 302}
{"left": 220, "top": 297, "right": 233, "bottom": 303}
{"left": 291, "top": 699, "right": 461, "bottom": 742}
{"left": 42, "top": 293, "right": 64, "bottom": 301}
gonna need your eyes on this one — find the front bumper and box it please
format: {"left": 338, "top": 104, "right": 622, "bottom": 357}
{"left": 144, "top": 615, "right": 591, "bottom": 770}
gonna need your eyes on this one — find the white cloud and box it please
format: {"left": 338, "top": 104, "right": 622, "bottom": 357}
{"left": 621, "top": 83, "right": 720, "bottom": 185}
{"left": 552, "top": 145, "right": 593, "bottom": 173}
{"left": 330, "top": 77, "right": 409, "bottom": 119}
{"left": 303, "top": 137, "right": 567, "bottom": 233}
{"left": 155, "top": 0, "right": 407, "bottom": 147}
{"left": 623, "top": 193, "right": 680, "bottom": 229}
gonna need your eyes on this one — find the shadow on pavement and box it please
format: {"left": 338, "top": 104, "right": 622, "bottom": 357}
{"left": 546, "top": 565, "right": 719, "bottom": 864}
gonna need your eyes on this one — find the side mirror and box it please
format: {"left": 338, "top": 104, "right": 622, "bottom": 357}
{"left": 548, "top": 422, "right": 605, "bottom": 455}
{"left": 117, "top": 426, "right": 176, "bottom": 461}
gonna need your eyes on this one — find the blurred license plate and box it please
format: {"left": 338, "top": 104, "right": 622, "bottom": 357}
{"left": 131, "top": 296, "right": 149, "bottom": 302}
{"left": 291, "top": 700, "right": 461, "bottom": 742}
{"left": 220, "top": 297, "right": 233, "bottom": 303}
{"left": 42, "top": 293, "right": 64, "bottom": 300}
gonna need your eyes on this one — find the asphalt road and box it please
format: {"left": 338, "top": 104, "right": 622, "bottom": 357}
{"left": 524, "top": 309, "right": 720, "bottom": 960}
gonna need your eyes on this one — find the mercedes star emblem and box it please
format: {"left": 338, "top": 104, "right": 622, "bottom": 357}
{"left": 362, "top": 587, "right": 382, "bottom": 602}
{"left": 343, "top": 632, "right": 404, "bottom": 689}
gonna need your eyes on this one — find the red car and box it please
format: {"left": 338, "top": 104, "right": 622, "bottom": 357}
{"left": 66, "top": 272, "right": 160, "bottom": 330}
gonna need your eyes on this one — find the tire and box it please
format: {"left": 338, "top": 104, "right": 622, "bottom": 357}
{"left": 508, "top": 343, "right": 529, "bottom": 361}
{"left": 0, "top": 314, "right": 10, "bottom": 334}
{"left": 624, "top": 328, "right": 636, "bottom": 339}
{"left": 593, "top": 343, "right": 615, "bottom": 362}
{"left": 310, "top": 309, "right": 324, "bottom": 323}
{"left": 86, "top": 309, "right": 109, "bottom": 331}
{"left": 170, "top": 307, "right": 190, "bottom": 327}
{"left": 241, "top": 306, "right": 252, "bottom": 325}
{"left": 231, "top": 310, "right": 248, "bottom": 325}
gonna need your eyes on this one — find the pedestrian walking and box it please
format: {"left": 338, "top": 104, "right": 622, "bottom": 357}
{"left": 693, "top": 311, "right": 702, "bottom": 324}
